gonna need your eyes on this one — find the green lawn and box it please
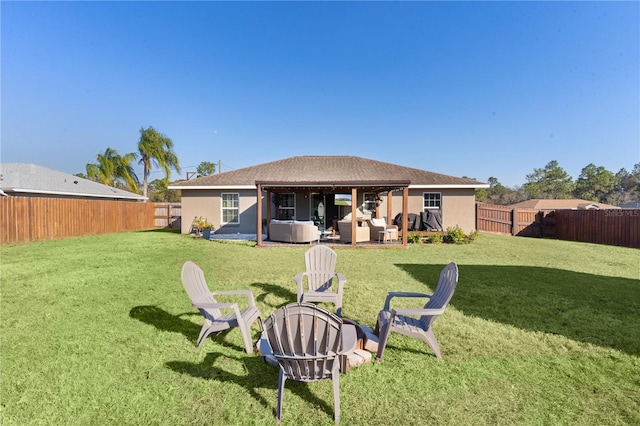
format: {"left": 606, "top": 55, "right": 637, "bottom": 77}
{"left": 1, "top": 231, "right": 639, "bottom": 425}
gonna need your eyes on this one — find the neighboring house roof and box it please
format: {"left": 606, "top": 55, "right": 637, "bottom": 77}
{"left": 619, "top": 201, "right": 640, "bottom": 209}
{"left": 508, "top": 199, "right": 620, "bottom": 210}
{"left": 0, "top": 163, "right": 147, "bottom": 201}
{"left": 169, "top": 156, "right": 488, "bottom": 190}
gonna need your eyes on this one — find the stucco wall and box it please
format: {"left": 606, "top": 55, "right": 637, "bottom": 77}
{"left": 439, "top": 188, "right": 477, "bottom": 233}
{"left": 180, "top": 189, "right": 265, "bottom": 234}
{"left": 384, "top": 188, "right": 477, "bottom": 233}
{"left": 180, "top": 187, "right": 477, "bottom": 235}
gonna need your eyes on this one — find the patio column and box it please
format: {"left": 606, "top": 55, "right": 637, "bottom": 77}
{"left": 256, "top": 184, "right": 263, "bottom": 247}
{"left": 351, "top": 187, "right": 358, "bottom": 247}
{"left": 266, "top": 189, "right": 272, "bottom": 240}
{"left": 387, "top": 190, "right": 393, "bottom": 224}
{"left": 402, "top": 187, "right": 408, "bottom": 245}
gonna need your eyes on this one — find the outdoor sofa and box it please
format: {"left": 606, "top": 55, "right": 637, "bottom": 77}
{"left": 269, "top": 220, "right": 320, "bottom": 243}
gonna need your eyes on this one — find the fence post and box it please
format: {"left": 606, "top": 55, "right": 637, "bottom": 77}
{"left": 511, "top": 208, "right": 518, "bottom": 236}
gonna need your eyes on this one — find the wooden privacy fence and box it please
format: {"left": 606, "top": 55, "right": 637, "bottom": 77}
{"left": 476, "top": 202, "right": 640, "bottom": 248}
{"left": 0, "top": 197, "right": 156, "bottom": 245}
{"left": 553, "top": 209, "right": 640, "bottom": 248}
{"left": 476, "top": 203, "right": 551, "bottom": 237}
{"left": 154, "top": 203, "right": 182, "bottom": 228}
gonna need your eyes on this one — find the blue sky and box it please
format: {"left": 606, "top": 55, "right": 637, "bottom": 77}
{"left": 2, "top": 1, "right": 638, "bottom": 187}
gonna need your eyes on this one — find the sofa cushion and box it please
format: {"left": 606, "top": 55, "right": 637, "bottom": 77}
{"left": 371, "top": 218, "right": 386, "bottom": 227}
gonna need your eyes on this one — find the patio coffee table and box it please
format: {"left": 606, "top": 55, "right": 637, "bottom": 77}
{"left": 378, "top": 229, "right": 394, "bottom": 243}
{"left": 321, "top": 230, "right": 340, "bottom": 242}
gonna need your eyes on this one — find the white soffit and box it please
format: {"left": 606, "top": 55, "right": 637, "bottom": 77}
{"left": 409, "top": 184, "right": 490, "bottom": 189}
{"left": 168, "top": 185, "right": 257, "bottom": 190}
{"left": 172, "top": 184, "right": 489, "bottom": 190}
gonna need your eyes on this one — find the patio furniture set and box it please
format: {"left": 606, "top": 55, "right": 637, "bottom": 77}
{"left": 181, "top": 248, "right": 458, "bottom": 424}
{"left": 268, "top": 218, "right": 400, "bottom": 244}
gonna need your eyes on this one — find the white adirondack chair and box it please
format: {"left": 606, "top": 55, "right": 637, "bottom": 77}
{"left": 262, "top": 303, "right": 357, "bottom": 424}
{"left": 375, "top": 262, "right": 458, "bottom": 360}
{"left": 181, "top": 261, "right": 262, "bottom": 354}
{"left": 294, "top": 245, "right": 347, "bottom": 317}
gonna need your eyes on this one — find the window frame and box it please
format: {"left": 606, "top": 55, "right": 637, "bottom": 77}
{"left": 422, "top": 192, "right": 442, "bottom": 210}
{"left": 221, "top": 192, "right": 240, "bottom": 225}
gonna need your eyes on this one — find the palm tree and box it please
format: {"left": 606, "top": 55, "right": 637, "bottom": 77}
{"left": 137, "top": 127, "right": 181, "bottom": 198}
{"left": 86, "top": 148, "right": 139, "bottom": 192}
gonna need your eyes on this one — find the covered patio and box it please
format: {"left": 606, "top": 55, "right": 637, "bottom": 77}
{"left": 255, "top": 179, "right": 411, "bottom": 248}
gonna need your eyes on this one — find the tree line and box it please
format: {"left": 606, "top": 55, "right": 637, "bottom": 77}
{"left": 475, "top": 160, "right": 640, "bottom": 206}
{"left": 78, "top": 129, "right": 639, "bottom": 207}
{"left": 76, "top": 127, "right": 216, "bottom": 202}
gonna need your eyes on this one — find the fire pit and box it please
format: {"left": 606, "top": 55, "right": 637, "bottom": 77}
{"left": 339, "top": 319, "right": 379, "bottom": 372}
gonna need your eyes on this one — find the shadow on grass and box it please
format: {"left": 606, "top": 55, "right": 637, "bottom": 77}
{"left": 166, "top": 351, "right": 338, "bottom": 421}
{"left": 130, "top": 305, "right": 201, "bottom": 346}
{"left": 129, "top": 305, "right": 255, "bottom": 351}
{"left": 252, "top": 282, "right": 297, "bottom": 309}
{"left": 137, "top": 228, "right": 182, "bottom": 234}
{"left": 129, "top": 305, "right": 244, "bottom": 352}
{"left": 395, "top": 264, "right": 640, "bottom": 355}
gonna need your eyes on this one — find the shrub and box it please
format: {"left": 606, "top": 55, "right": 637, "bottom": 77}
{"left": 408, "top": 227, "right": 477, "bottom": 244}
{"left": 427, "top": 233, "right": 444, "bottom": 244}
{"left": 465, "top": 230, "right": 479, "bottom": 243}
{"left": 444, "top": 225, "right": 468, "bottom": 244}
{"left": 407, "top": 232, "right": 424, "bottom": 244}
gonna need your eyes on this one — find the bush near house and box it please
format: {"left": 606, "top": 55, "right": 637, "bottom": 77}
{"left": 409, "top": 225, "right": 478, "bottom": 244}
{"left": 407, "top": 232, "right": 424, "bottom": 244}
{"left": 426, "top": 233, "right": 444, "bottom": 244}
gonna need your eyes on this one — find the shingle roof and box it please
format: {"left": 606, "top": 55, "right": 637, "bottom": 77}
{"left": 0, "top": 163, "right": 147, "bottom": 201}
{"left": 619, "top": 201, "right": 640, "bottom": 209}
{"left": 170, "top": 156, "right": 487, "bottom": 189}
{"left": 508, "top": 199, "right": 620, "bottom": 210}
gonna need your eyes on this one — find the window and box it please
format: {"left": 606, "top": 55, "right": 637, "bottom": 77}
{"left": 276, "top": 193, "right": 295, "bottom": 220}
{"left": 423, "top": 192, "right": 441, "bottom": 210}
{"left": 363, "top": 193, "right": 376, "bottom": 213}
{"left": 221, "top": 193, "right": 239, "bottom": 224}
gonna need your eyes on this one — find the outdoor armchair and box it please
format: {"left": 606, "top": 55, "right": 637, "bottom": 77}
{"left": 294, "top": 245, "right": 347, "bottom": 317}
{"left": 375, "top": 262, "right": 458, "bottom": 360}
{"left": 368, "top": 218, "right": 399, "bottom": 242}
{"left": 337, "top": 220, "right": 370, "bottom": 243}
{"left": 262, "top": 302, "right": 357, "bottom": 424}
{"left": 181, "top": 261, "right": 262, "bottom": 354}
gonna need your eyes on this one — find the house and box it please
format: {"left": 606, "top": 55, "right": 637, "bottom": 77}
{"left": 169, "top": 156, "right": 488, "bottom": 246}
{"left": 508, "top": 199, "right": 620, "bottom": 211}
{"left": 0, "top": 163, "right": 147, "bottom": 201}
{"left": 619, "top": 201, "right": 640, "bottom": 209}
